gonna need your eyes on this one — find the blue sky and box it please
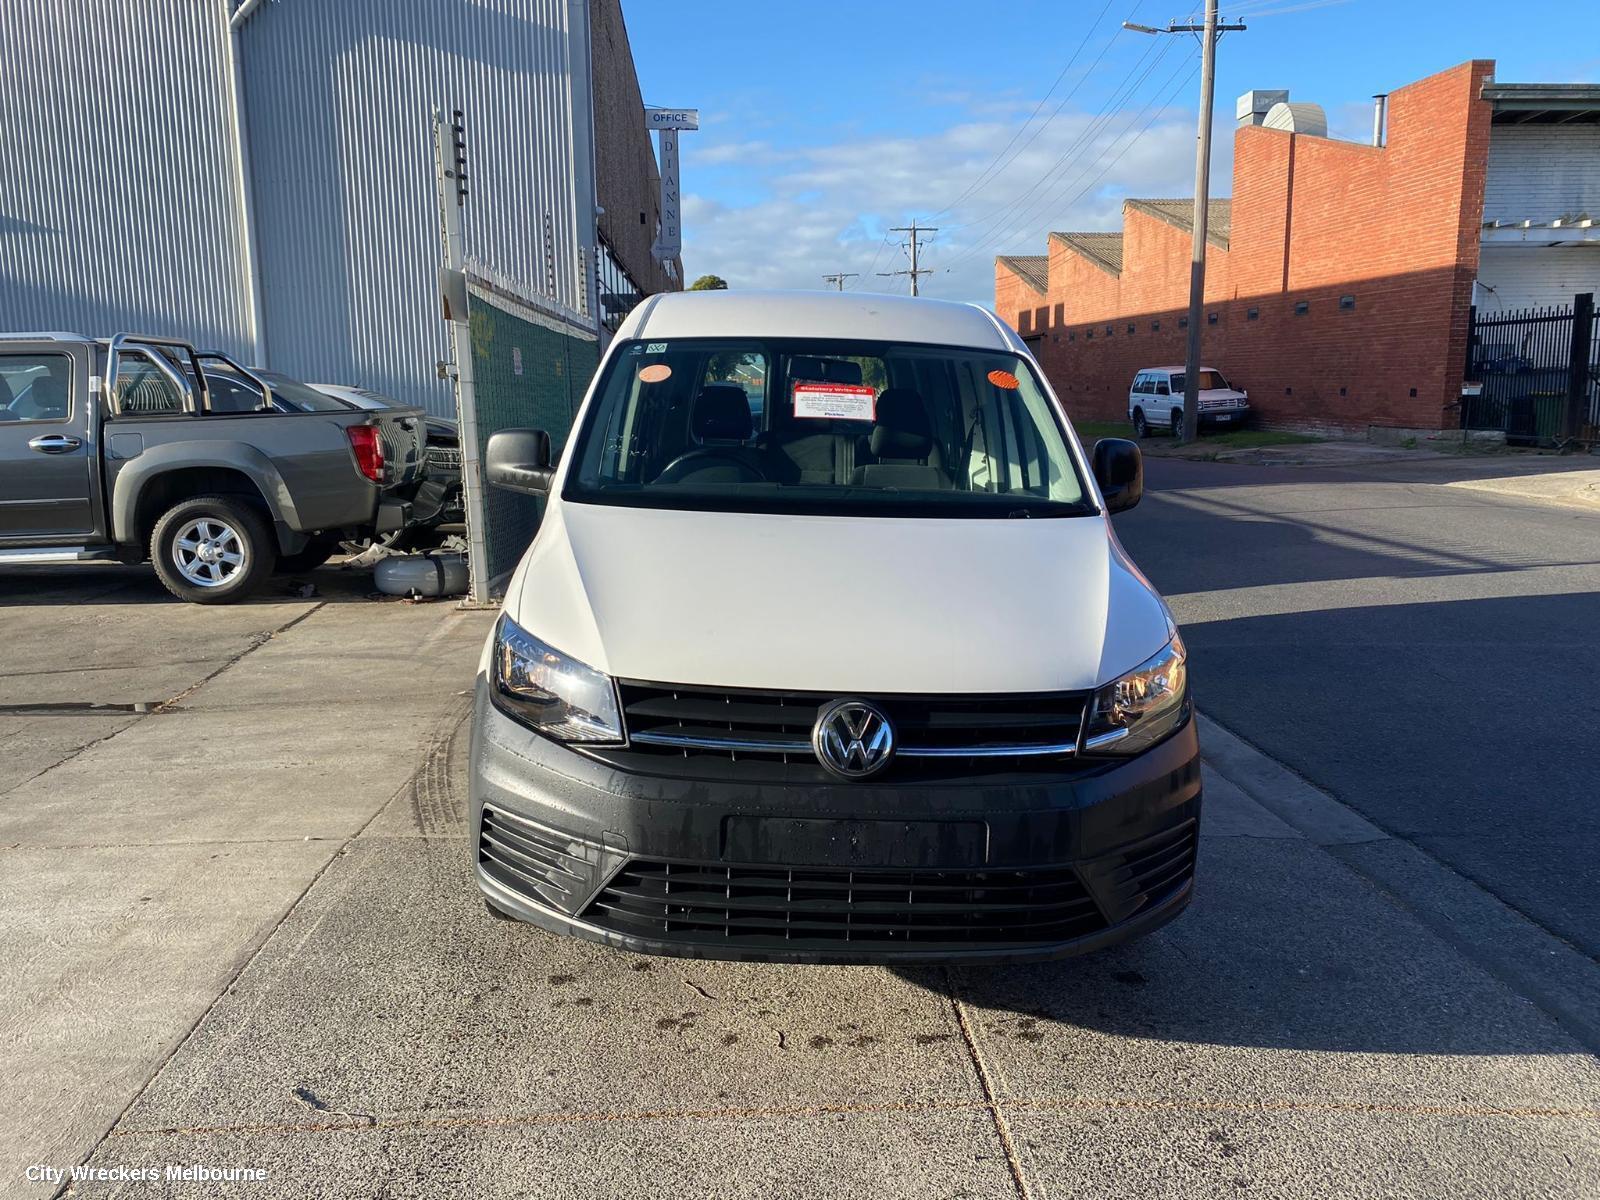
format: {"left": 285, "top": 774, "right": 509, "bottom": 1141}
{"left": 623, "top": 0, "right": 1597, "bottom": 305}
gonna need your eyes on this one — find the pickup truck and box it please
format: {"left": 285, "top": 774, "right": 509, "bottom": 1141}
{"left": 0, "top": 332, "right": 427, "bottom": 603}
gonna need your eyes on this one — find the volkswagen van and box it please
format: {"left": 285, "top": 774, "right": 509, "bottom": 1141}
{"left": 470, "top": 290, "right": 1199, "bottom": 963}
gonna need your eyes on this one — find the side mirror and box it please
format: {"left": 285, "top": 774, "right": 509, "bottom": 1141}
{"left": 1092, "top": 438, "right": 1143, "bottom": 514}
{"left": 486, "top": 428, "right": 554, "bottom": 495}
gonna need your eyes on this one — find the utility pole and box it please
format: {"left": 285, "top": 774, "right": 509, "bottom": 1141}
{"left": 1126, "top": 3, "right": 1245, "bottom": 442}
{"left": 822, "top": 272, "right": 859, "bottom": 290}
{"left": 877, "top": 220, "right": 938, "bottom": 296}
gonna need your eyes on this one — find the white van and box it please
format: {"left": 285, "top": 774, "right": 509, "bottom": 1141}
{"left": 471, "top": 290, "right": 1199, "bottom": 964}
{"left": 1128, "top": 365, "right": 1249, "bottom": 437}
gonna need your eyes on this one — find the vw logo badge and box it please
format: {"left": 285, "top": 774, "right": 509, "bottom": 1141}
{"left": 812, "top": 698, "right": 895, "bottom": 780}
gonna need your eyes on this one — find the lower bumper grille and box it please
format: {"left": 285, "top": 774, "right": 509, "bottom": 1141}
{"left": 479, "top": 807, "right": 592, "bottom": 912}
{"left": 575, "top": 820, "right": 1197, "bottom": 952}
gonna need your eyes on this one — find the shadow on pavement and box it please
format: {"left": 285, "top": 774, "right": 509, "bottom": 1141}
{"left": 0, "top": 561, "right": 404, "bottom": 607}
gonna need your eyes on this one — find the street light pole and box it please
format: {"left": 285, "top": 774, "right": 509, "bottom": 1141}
{"left": 1125, "top": 4, "right": 1245, "bottom": 442}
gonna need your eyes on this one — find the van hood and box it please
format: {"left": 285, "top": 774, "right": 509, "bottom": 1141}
{"left": 507, "top": 502, "right": 1173, "bottom": 695}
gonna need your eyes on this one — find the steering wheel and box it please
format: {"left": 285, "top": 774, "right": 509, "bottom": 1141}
{"left": 654, "top": 447, "right": 768, "bottom": 486}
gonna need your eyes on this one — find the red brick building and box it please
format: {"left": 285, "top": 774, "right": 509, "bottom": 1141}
{"left": 995, "top": 61, "right": 1600, "bottom": 433}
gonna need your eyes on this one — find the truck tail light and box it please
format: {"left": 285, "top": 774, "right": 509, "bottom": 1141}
{"left": 347, "top": 425, "right": 385, "bottom": 483}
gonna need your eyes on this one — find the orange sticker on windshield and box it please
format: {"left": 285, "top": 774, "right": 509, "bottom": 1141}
{"left": 987, "top": 369, "right": 1020, "bottom": 390}
{"left": 638, "top": 363, "right": 672, "bottom": 384}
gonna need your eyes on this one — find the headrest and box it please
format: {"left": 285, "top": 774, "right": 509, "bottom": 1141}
{"left": 869, "top": 388, "right": 933, "bottom": 460}
{"left": 789, "top": 357, "right": 863, "bottom": 386}
{"left": 693, "top": 384, "right": 753, "bottom": 441}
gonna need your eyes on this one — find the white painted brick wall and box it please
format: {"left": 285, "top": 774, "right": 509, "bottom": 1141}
{"left": 1483, "top": 126, "right": 1600, "bottom": 223}
{"left": 1476, "top": 246, "right": 1600, "bottom": 311}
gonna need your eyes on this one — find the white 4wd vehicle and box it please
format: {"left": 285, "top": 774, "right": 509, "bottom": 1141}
{"left": 1128, "top": 366, "right": 1249, "bottom": 438}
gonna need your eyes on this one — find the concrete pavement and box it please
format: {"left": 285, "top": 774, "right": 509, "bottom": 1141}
{"left": 3, "top": 508, "right": 1599, "bottom": 1197}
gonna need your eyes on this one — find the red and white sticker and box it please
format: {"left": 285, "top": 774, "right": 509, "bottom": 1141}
{"left": 793, "top": 382, "right": 876, "bottom": 421}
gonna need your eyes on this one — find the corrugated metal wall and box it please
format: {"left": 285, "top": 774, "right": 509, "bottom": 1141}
{"left": 1, "top": 0, "right": 597, "bottom": 420}
{"left": 0, "top": 0, "right": 253, "bottom": 354}
{"left": 241, "top": 0, "right": 593, "bottom": 416}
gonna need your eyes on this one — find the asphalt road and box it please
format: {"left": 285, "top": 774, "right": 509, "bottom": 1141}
{"left": 1116, "top": 455, "right": 1600, "bottom": 959}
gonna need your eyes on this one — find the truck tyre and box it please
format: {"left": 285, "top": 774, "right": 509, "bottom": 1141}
{"left": 275, "top": 533, "right": 340, "bottom": 575}
{"left": 1132, "top": 408, "right": 1149, "bottom": 439}
{"left": 150, "top": 495, "right": 275, "bottom": 604}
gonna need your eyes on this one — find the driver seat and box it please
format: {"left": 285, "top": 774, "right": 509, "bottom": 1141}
{"left": 651, "top": 385, "right": 764, "bottom": 485}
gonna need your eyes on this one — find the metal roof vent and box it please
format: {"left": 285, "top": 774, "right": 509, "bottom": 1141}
{"left": 1263, "top": 101, "right": 1328, "bottom": 137}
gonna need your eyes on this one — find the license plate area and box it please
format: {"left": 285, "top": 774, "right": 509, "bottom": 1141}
{"left": 721, "top": 817, "right": 988, "bottom": 868}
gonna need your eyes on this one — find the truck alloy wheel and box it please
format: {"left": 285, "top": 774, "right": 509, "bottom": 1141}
{"left": 150, "top": 495, "right": 275, "bottom": 604}
{"left": 171, "top": 517, "right": 247, "bottom": 588}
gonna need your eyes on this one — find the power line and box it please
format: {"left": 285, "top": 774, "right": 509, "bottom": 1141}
{"left": 928, "top": 0, "right": 1123, "bottom": 219}
{"left": 938, "top": 35, "right": 1180, "bottom": 263}
{"left": 939, "top": 61, "right": 1197, "bottom": 276}
{"left": 939, "top": 33, "right": 1175, "bottom": 239}
{"left": 876, "top": 221, "right": 939, "bottom": 297}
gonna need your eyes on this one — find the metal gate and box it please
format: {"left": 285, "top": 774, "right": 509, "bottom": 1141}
{"left": 1462, "top": 293, "right": 1598, "bottom": 447}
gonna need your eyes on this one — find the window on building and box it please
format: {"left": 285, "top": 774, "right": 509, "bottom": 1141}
{"left": 1207, "top": 312, "right": 1218, "bottom": 325}
{"left": 1340, "top": 295, "right": 1356, "bottom": 310}
{"left": 1247, "top": 307, "right": 1259, "bottom": 320}
{"left": 1294, "top": 300, "right": 1310, "bottom": 316}
{"left": 1126, "top": 323, "right": 1135, "bottom": 335}
{"left": 597, "top": 235, "right": 645, "bottom": 335}
{"left": 1151, "top": 320, "right": 1160, "bottom": 332}
{"left": 1178, "top": 316, "right": 1188, "bottom": 329}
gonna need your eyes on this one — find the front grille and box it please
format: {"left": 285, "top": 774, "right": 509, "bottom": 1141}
{"left": 606, "top": 681, "right": 1089, "bottom": 783}
{"left": 478, "top": 806, "right": 592, "bottom": 913}
{"left": 583, "top": 859, "right": 1108, "bottom": 950}
{"left": 425, "top": 445, "right": 462, "bottom": 473}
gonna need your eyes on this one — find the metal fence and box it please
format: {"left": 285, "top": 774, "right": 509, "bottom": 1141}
{"left": 465, "top": 277, "right": 600, "bottom": 586}
{"left": 1462, "top": 293, "right": 1598, "bottom": 446}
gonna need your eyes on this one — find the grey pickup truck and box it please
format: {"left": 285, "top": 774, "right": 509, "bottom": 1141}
{"left": 0, "top": 332, "right": 427, "bottom": 603}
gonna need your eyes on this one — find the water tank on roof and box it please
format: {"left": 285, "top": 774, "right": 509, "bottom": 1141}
{"left": 1263, "top": 101, "right": 1328, "bottom": 137}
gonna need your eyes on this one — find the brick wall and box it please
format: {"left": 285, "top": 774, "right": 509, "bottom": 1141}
{"left": 1000, "top": 60, "right": 1497, "bottom": 432}
{"left": 591, "top": 0, "right": 678, "bottom": 297}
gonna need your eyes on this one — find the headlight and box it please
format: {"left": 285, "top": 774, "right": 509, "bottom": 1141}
{"left": 1081, "top": 633, "right": 1189, "bottom": 755}
{"left": 490, "top": 615, "right": 622, "bottom": 744}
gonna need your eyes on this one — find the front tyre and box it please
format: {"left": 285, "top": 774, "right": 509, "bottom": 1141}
{"left": 150, "top": 495, "right": 275, "bottom": 604}
{"left": 1132, "top": 408, "right": 1149, "bottom": 439}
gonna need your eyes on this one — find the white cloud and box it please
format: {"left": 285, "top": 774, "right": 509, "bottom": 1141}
{"left": 677, "top": 93, "right": 1204, "bottom": 306}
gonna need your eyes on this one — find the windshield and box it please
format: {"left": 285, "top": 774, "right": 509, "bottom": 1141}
{"left": 566, "top": 338, "right": 1090, "bottom": 518}
{"left": 1171, "top": 370, "right": 1230, "bottom": 392}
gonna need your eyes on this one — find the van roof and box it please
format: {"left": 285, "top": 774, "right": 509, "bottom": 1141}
{"left": 617, "top": 289, "right": 1020, "bottom": 352}
{"left": 1146, "top": 364, "right": 1220, "bottom": 373}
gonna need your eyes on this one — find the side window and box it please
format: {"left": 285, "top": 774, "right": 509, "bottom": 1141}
{"left": 201, "top": 365, "right": 267, "bottom": 414}
{"left": 116, "top": 352, "right": 184, "bottom": 415}
{"left": 1155, "top": 375, "right": 1172, "bottom": 396}
{"left": 1132, "top": 373, "right": 1148, "bottom": 394}
{"left": 0, "top": 352, "right": 73, "bottom": 423}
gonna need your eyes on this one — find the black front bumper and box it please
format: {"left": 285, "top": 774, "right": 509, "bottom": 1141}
{"left": 468, "top": 681, "right": 1201, "bottom": 964}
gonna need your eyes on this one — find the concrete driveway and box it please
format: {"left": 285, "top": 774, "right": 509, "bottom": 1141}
{"left": 2, "top": 547, "right": 1598, "bottom": 1198}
